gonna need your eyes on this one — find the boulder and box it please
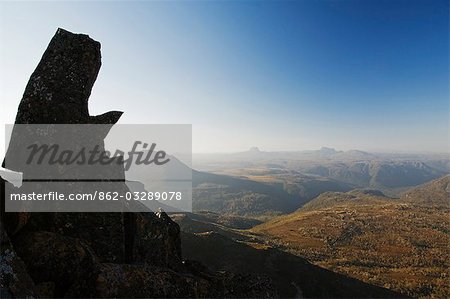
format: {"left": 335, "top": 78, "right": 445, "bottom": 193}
{"left": 65, "top": 262, "right": 277, "bottom": 298}
{"left": 132, "top": 211, "right": 182, "bottom": 269}
{"left": 0, "top": 223, "right": 36, "bottom": 298}
{"left": 12, "top": 231, "right": 97, "bottom": 297}
{"left": 14, "top": 28, "right": 101, "bottom": 125}
{"left": 65, "top": 263, "right": 220, "bottom": 298}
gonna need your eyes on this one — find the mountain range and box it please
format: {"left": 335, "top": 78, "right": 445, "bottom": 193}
{"left": 190, "top": 151, "right": 448, "bottom": 216}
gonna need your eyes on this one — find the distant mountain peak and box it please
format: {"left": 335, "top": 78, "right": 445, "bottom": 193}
{"left": 249, "top": 147, "right": 261, "bottom": 152}
{"left": 319, "top": 147, "right": 337, "bottom": 153}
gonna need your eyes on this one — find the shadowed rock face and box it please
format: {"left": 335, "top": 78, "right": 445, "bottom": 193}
{"left": 0, "top": 222, "right": 36, "bottom": 298}
{"left": 12, "top": 231, "right": 98, "bottom": 297}
{"left": 15, "top": 28, "right": 102, "bottom": 124}
{"left": 3, "top": 27, "right": 179, "bottom": 264}
{"left": 1, "top": 28, "right": 124, "bottom": 235}
{"left": 3, "top": 28, "right": 132, "bottom": 264}
{"left": 0, "top": 28, "right": 277, "bottom": 298}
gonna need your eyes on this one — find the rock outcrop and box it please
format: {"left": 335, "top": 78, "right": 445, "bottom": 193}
{"left": 0, "top": 28, "right": 276, "bottom": 298}
{"left": 0, "top": 222, "right": 36, "bottom": 298}
{"left": 14, "top": 28, "right": 101, "bottom": 125}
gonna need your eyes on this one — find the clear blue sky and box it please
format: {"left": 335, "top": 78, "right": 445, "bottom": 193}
{"left": 0, "top": 0, "right": 448, "bottom": 154}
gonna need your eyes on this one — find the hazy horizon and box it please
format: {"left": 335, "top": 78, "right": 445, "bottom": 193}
{"left": 1, "top": 1, "right": 448, "bottom": 157}
{"left": 191, "top": 146, "right": 450, "bottom": 155}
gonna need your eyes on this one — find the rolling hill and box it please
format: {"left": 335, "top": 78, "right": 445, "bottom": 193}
{"left": 401, "top": 175, "right": 450, "bottom": 206}
{"left": 192, "top": 170, "right": 298, "bottom": 217}
{"left": 252, "top": 178, "right": 450, "bottom": 298}
{"left": 194, "top": 149, "right": 449, "bottom": 197}
{"left": 192, "top": 170, "right": 353, "bottom": 217}
{"left": 299, "top": 189, "right": 390, "bottom": 212}
{"left": 177, "top": 225, "right": 405, "bottom": 298}
{"left": 300, "top": 160, "right": 446, "bottom": 195}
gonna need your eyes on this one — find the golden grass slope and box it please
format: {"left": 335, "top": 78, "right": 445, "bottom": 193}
{"left": 253, "top": 176, "right": 450, "bottom": 298}
{"left": 401, "top": 175, "right": 450, "bottom": 206}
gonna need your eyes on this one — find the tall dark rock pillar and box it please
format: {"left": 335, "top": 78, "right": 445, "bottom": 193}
{"left": 15, "top": 28, "right": 101, "bottom": 124}
{"left": 2, "top": 28, "right": 128, "bottom": 262}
